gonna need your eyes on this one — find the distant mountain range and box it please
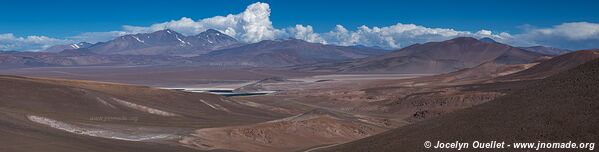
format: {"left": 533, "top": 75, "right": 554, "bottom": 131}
{"left": 11, "top": 29, "right": 387, "bottom": 68}
{"left": 80, "top": 29, "right": 240, "bottom": 56}
{"left": 296, "top": 37, "right": 547, "bottom": 74}
{"left": 41, "top": 29, "right": 241, "bottom": 57}
{"left": 518, "top": 45, "right": 571, "bottom": 55}
{"left": 192, "top": 38, "right": 390, "bottom": 66}
{"left": 0, "top": 51, "right": 190, "bottom": 68}
{"left": 0, "top": 30, "right": 588, "bottom": 74}
{"left": 40, "top": 33, "right": 573, "bottom": 58}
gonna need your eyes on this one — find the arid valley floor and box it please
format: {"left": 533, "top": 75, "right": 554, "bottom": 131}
{"left": 2, "top": 48, "right": 599, "bottom": 152}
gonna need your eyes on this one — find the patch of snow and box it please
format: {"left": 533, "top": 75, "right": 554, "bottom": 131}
{"left": 132, "top": 36, "right": 145, "bottom": 44}
{"left": 175, "top": 35, "right": 188, "bottom": 46}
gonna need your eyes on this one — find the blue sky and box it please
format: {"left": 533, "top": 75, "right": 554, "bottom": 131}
{"left": 1, "top": 0, "right": 599, "bottom": 51}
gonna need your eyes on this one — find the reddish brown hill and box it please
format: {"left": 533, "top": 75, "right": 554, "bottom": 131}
{"left": 319, "top": 58, "right": 599, "bottom": 152}
{"left": 297, "top": 37, "right": 546, "bottom": 74}
{"left": 401, "top": 61, "right": 536, "bottom": 85}
{"left": 496, "top": 50, "right": 599, "bottom": 81}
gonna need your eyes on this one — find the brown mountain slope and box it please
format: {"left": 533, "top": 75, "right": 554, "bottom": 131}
{"left": 397, "top": 61, "right": 537, "bottom": 86}
{"left": 434, "top": 62, "right": 535, "bottom": 84}
{"left": 0, "top": 113, "right": 204, "bottom": 152}
{"left": 495, "top": 50, "right": 599, "bottom": 81}
{"left": 0, "top": 75, "right": 285, "bottom": 152}
{"left": 0, "top": 75, "right": 280, "bottom": 124}
{"left": 298, "top": 37, "right": 545, "bottom": 74}
{"left": 319, "top": 58, "right": 599, "bottom": 152}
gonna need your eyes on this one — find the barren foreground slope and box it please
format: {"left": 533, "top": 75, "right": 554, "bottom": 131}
{"left": 319, "top": 59, "right": 599, "bottom": 152}
{"left": 0, "top": 75, "right": 285, "bottom": 152}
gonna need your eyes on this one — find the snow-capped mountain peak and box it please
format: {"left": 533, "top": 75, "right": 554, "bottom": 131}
{"left": 43, "top": 42, "right": 93, "bottom": 52}
{"left": 73, "top": 29, "right": 241, "bottom": 56}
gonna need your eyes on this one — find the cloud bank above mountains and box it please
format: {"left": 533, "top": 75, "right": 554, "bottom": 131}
{"left": 0, "top": 33, "right": 71, "bottom": 52}
{"left": 1, "top": 2, "right": 598, "bottom": 51}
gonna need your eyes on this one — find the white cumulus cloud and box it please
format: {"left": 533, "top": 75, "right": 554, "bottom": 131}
{"left": 285, "top": 25, "right": 326, "bottom": 44}
{"left": 525, "top": 22, "right": 599, "bottom": 40}
{"left": 512, "top": 22, "right": 599, "bottom": 49}
{"left": 68, "top": 2, "right": 501, "bottom": 49}
{"left": 3, "top": 2, "right": 599, "bottom": 51}
{"left": 0, "top": 33, "right": 72, "bottom": 51}
{"left": 62, "top": 2, "right": 599, "bottom": 50}
{"left": 320, "top": 24, "right": 475, "bottom": 48}
{"left": 117, "top": 2, "right": 281, "bottom": 43}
